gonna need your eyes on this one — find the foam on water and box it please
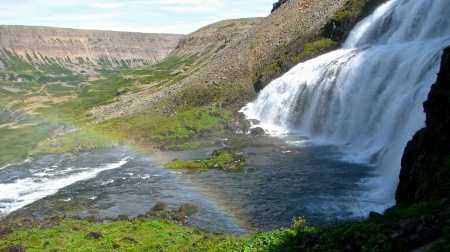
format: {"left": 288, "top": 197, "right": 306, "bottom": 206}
{"left": 0, "top": 157, "right": 129, "bottom": 216}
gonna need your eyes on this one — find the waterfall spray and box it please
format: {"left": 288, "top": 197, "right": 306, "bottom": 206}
{"left": 242, "top": 0, "right": 450, "bottom": 202}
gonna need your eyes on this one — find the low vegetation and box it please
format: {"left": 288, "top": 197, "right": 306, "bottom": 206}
{"left": 164, "top": 148, "right": 245, "bottom": 172}
{"left": 1, "top": 201, "right": 449, "bottom": 251}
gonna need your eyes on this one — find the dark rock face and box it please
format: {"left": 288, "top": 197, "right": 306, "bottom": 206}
{"left": 396, "top": 46, "right": 450, "bottom": 206}
{"left": 322, "top": 0, "right": 389, "bottom": 42}
{"left": 271, "top": 0, "right": 287, "bottom": 13}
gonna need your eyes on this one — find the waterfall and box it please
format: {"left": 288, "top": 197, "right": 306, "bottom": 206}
{"left": 242, "top": 0, "right": 450, "bottom": 202}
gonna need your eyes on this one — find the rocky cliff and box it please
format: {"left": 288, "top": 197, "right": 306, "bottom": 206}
{"left": 0, "top": 25, "right": 183, "bottom": 75}
{"left": 396, "top": 46, "right": 450, "bottom": 206}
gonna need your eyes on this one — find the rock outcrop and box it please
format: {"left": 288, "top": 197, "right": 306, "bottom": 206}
{"left": 271, "top": 0, "right": 288, "bottom": 13}
{"left": 0, "top": 25, "right": 183, "bottom": 75}
{"left": 396, "top": 46, "right": 450, "bottom": 206}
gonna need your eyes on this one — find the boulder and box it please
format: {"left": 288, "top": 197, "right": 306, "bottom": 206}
{"left": 151, "top": 202, "right": 167, "bottom": 211}
{"left": 117, "top": 214, "right": 129, "bottom": 221}
{"left": 180, "top": 203, "right": 198, "bottom": 216}
{"left": 172, "top": 213, "right": 188, "bottom": 225}
{"left": 227, "top": 119, "right": 251, "bottom": 134}
{"left": 250, "top": 127, "right": 265, "bottom": 136}
{"left": 87, "top": 231, "right": 103, "bottom": 239}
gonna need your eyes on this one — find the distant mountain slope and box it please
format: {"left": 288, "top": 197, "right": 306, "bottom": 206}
{"left": 89, "top": 0, "right": 353, "bottom": 122}
{"left": 0, "top": 25, "right": 183, "bottom": 75}
{"left": 90, "top": 18, "right": 264, "bottom": 121}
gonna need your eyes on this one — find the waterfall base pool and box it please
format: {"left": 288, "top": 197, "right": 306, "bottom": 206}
{"left": 0, "top": 139, "right": 393, "bottom": 234}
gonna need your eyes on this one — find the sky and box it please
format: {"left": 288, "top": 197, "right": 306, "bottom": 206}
{"left": 0, "top": 0, "right": 275, "bottom": 34}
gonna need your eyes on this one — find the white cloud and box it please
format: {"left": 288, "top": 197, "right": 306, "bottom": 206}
{"left": 143, "top": 0, "right": 202, "bottom": 5}
{"left": 89, "top": 3, "right": 125, "bottom": 9}
{"left": 0, "top": 0, "right": 273, "bottom": 34}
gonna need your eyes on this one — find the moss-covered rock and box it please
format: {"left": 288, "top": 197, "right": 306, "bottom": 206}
{"left": 164, "top": 148, "right": 245, "bottom": 172}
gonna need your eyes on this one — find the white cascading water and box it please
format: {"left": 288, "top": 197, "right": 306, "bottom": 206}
{"left": 242, "top": 0, "right": 450, "bottom": 203}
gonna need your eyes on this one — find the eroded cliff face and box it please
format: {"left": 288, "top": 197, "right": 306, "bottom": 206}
{"left": 0, "top": 25, "right": 183, "bottom": 74}
{"left": 396, "top": 46, "right": 450, "bottom": 206}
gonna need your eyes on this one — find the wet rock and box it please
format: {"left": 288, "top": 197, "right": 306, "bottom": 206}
{"left": 215, "top": 139, "right": 225, "bottom": 146}
{"left": 416, "top": 224, "right": 424, "bottom": 235}
{"left": 117, "top": 214, "right": 129, "bottom": 221}
{"left": 135, "top": 214, "right": 146, "bottom": 220}
{"left": 251, "top": 119, "right": 261, "bottom": 125}
{"left": 172, "top": 213, "right": 188, "bottom": 225}
{"left": 87, "top": 231, "right": 103, "bottom": 239}
{"left": 250, "top": 127, "right": 265, "bottom": 136}
{"left": 227, "top": 119, "right": 251, "bottom": 134}
{"left": 180, "top": 203, "right": 198, "bottom": 216}
{"left": 247, "top": 167, "right": 256, "bottom": 173}
{"left": 235, "top": 112, "right": 246, "bottom": 120}
{"left": 151, "top": 202, "right": 167, "bottom": 211}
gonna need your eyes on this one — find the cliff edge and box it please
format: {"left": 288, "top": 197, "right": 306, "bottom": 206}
{"left": 0, "top": 25, "right": 183, "bottom": 75}
{"left": 396, "top": 46, "right": 450, "bottom": 206}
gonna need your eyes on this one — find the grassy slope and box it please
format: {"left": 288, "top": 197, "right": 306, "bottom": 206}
{"left": 1, "top": 201, "right": 449, "bottom": 251}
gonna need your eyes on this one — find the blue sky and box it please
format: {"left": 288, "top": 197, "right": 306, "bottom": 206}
{"left": 0, "top": 0, "right": 274, "bottom": 34}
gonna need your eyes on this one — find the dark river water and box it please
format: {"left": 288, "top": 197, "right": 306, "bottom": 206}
{"left": 0, "top": 139, "right": 393, "bottom": 234}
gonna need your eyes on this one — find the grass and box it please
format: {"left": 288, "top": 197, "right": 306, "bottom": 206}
{"left": 0, "top": 218, "right": 249, "bottom": 252}
{"left": 168, "top": 141, "right": 216, "bottom": 151}
{"left": 1, "top": 201, "right": 447, "bottom": 251}
{"left": 117, "top": 106, "right": 234, "bottom": 148}
{"left": 164, "top": 149, "right": 244, "bottom": 171}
